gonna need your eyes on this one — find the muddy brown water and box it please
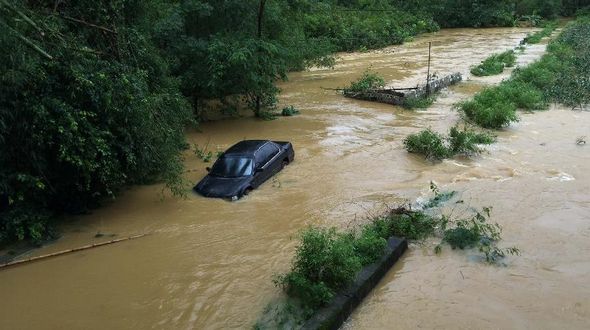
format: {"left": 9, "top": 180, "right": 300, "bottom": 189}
{"left": 1, "top": 27, "right": 589, "bottom": 329}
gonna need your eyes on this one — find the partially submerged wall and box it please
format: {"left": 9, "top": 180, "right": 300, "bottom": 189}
{"left": 343, "top": 73, "right": 462, "bottom": 106}
{"left": 303, "top": 237, "right": 408, "bottom": 330}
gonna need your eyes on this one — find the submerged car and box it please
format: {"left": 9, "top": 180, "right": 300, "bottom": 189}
{"left": 194, "top": 140, "right": 295, "bottom": 200}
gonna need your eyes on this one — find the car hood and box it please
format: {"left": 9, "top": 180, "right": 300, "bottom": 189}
{"left": 193, "top": 175, "right": 252, "bottom": 198}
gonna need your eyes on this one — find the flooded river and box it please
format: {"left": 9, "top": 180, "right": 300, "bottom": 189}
{"left": 1, "top": 27, "right": 589, "bottom": 329}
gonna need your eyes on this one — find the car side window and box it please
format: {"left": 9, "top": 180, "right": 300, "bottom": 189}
{"left": 256, "top": 142, "right": 280, "bottom": 168}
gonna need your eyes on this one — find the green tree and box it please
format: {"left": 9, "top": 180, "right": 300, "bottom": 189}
{"left": 0, "top": 0, "right": 191, "bottom": 243}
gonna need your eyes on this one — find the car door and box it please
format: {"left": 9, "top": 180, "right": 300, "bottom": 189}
{"left": 254, "top": 142, "right": 281, "bottom": 186}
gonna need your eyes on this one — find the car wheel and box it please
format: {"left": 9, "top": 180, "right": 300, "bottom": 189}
{"left": 281, "top": 160, "right": 289, "bottom": 169}
{"left": 243, "top": 187, "right": 253, "bottom": 196}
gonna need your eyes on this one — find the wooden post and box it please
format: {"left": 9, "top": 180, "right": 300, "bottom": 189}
{"left": 426, "top": 42, "right": 432, "bottom": 95}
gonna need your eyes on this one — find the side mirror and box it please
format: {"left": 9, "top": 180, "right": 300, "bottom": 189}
{"left": 206, "top": 167, "right": 211, "bottom": 172}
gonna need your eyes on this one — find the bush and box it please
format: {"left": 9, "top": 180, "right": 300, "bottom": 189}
{"left": 471, "top": 50, "right": 516, "bottom": 76}
{"left": 404, "top": 126, "right": 495, "bottom": 160}
{"left": 523, "top": 21, "right": 558, "bottom": 44}
{"left": 441, "top": 207, "right": 519, "bottom": 263}
{"left": 0, "top": 1, "right": 192, "bottom": 243}
{"left": 459, "top": 88, "right": 519, "bottom": 129}
{"left": 402, "top": 94, "right": 437, "bottom": 109}
{"left": 499, "top": 81, "right": 547, "bottom": 110}
{"left": 272, "top": 199, "right": 520, "bottom": 325}
{"left": 461, "top": 18, "right": 590, "bottom": 129}
{"left": 275, "top": 218, "right": 397, "bottom": 309}
{"left": 448, "top": 126, "right": 495, "bottom": 155}
{"left": 345, "top": 70, "right": 385, "bottom": 92}
{"left": 388, "top": 212, "right": 439, "bottom": 240}
{"left": 512, "top": 57, "right": 562, "bottom": 92}
{"left": 352, "top": 226, "right": 388, "bottom": 265}
{"left": 0, "top": 207, "right": 52, "bottom": 245}
{"left": 275, "top": 227, "right": 363, "bottom": 308}
{"left": 281, "top": 105, "right": 300, "bottom": 116}
{"left": 403, "top": 129, "right": 449, "bottom": 160}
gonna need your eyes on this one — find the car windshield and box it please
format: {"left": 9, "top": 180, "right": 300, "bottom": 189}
{"left": 210, "top": 157, "right": 254, "bottom": 178}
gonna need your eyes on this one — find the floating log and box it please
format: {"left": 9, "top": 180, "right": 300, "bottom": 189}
{"left": 343, "top": 72, "right": 462, "bottom": 106}
{"left": 0, "top": 233, "right": 149, "bottom": 270}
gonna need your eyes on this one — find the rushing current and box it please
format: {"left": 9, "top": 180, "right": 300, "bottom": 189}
{"left": 1, "top": 27, "right": 589, "bottom": 329}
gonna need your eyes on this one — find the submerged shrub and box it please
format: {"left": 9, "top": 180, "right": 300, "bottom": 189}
{"left": 388, "top": 212, "right": 439, "bottom": 240}
{"left": 499, "top": 81, "right": 547, "bottom": 110}
{"left": 404, "top": 126, "right": 495, "bottom": 160}
{"left": 352, "top": 227, "right": 388, "bottom": 265}
{"left": 441, "top": 207, "right": 520, "bottom": 263}
{"left": 402, "top": 94, "right": 437, "bottom": 109}
{"left": 403, "top": 129, "right": 449, "bottom": 160}
{"left": 275, "top": 272, "right": 334, "bottom": 309}
{"left": 523, "top": 22, "right": 558, "bottom": 44}
{"left": 448, "top": 126, "right": 495, "bottom": 155}
{"left": 459, "top": 88, "right": 519, "bottom": 129}
{"left": 471, "top": 50, "right": 516, "bottom": 76}
{"left": 345, "top": 70, "right": 385, "bottom": 92}
{"left": 275, "top": 227, "right": 363, "bottom": 308}
{"left": 281, "top": 105, "right": 300, "bottom": 116}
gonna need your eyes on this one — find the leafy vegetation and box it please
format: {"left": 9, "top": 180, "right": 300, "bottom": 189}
{"left": 522, "top": 21, "right": 558, "bottom": 44}
{"left": 267, "top": 185, "right": 518, "bottom": 327}
{"left": 459, "top": 87, "right": 521, "bottom": 129}
{"left": 460, "top": 17, "right": 590, "bottom": 129}
{"left": 404, "top": 126, "right": 495, "bottom": 160}
{"left": 439, "top": 207, "right": 520, "bottom": 263}
{"left": 403, "top": 129, "right": 450, "bottom": 160}
{"left": 424, "top": 182, "right": 457, "bottom": 209}
{"left": 281, "top": 106, "right": 300, "bottom": 117}
{"left": 273, "top": 226, "right": 384, "bottom": 309}
{"left": 194, "top": 144, "right": 214, "bottom": 163}
{"left": 397, "top": 0, "right": 582, "bottom": 28}
{"left": 344, "top": 70, "right": 385, "bottom": 93}
{"left": 448, "top": 126, "right": 496, "bottom": 154}
{"left": 0, "top": 0, "right": 192, "bottom": 244}
{"left": 471, "top": 50, "right": 516, "bottom": 76}
{"left": 402, "top": 94, "right": 437, "bottom": 109}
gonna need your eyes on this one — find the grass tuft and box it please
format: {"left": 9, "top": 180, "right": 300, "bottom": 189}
{"left": 460, "top": 19, "right": 590, "bottom": 129}
{"left": 345, "top": 69, "right": 385, "bottom": 92}
{"left": 403, "top": 128, "right": 449, "bottom": 160}
{"left": 471, "top": 50, "right": 516, "bottom": 76}
{"left": 402, "top": 94, "right": 437, "bottom": 109}
{"left": 404, "top": 126, "right": 495, "bottom": 160}
{"left": 458, "top": 88, "right": 520, "bottom": 129}
{"left": 523, "top": 21, "right": 558, "bottom": 44}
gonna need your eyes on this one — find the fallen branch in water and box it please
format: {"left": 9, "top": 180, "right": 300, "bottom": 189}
{"left": 0, "top": 233, "right": 149, "bottom": 270}
{"left": 321, "top": 86, "right": 419, "bottom": 91}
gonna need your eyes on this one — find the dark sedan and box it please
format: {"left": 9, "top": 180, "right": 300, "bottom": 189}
{"left": 194, "top": 140, "right": 295, "bottom": 200}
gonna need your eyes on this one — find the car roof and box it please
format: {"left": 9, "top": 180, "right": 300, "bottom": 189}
{"left": 225, "top": 140, "right": 272, "bottom": 155}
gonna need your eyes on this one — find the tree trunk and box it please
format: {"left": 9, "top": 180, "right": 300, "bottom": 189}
{"left": 255, "top": 0, "right": 267, "bottom": 116}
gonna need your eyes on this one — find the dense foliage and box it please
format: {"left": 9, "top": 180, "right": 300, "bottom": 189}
{"left": 274, "top": 226, "right": 386, "bottom": 308}
{"left": 471, "top": 50, "right": 516, "bottom": 76}
{"left": 460, "top": 16, "right": 590, "bottom": 129}
{"left": 404, "top": 126, "right": 495, "bottom": 160}
{"left": 344, "top": 70, "right": 385, "bottom": 92}
{"left": 0, "top": 1, "right": 191, "bottom": 243}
